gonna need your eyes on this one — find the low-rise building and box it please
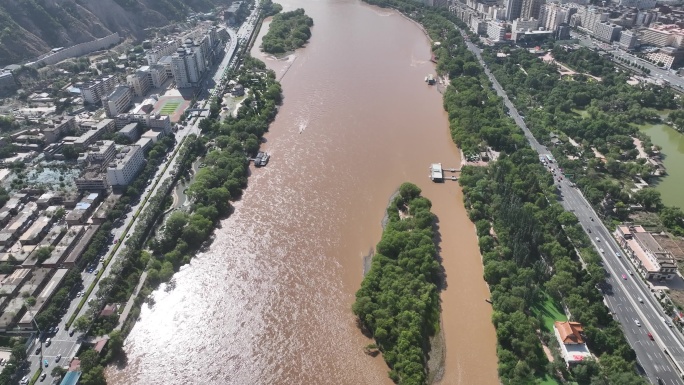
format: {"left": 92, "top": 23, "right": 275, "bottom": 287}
{"left": 554, "top": 321, "right": 592, "bottom": 366}
{"left": 71, "top": 119, "right": 115, "bottom": 150}
{"left": 64, "top": 224, "right": 100, "bottom": 267}
{"left": 18, "top": 216, "right": 53, "bottom": 245}
{"left": 17, "top": 269, "right": 69, "bottom": 328}
{"left": 75, "top": 168, "right": 109, "bottom": 192}
{"left": 66, "top": 193, "right": 101, "bottom": 226}
{"left": 106, "top": 145, "right": 146, "bottom": 187}
{"left": 615, "top": 224, "right": 677, "bottom": 280}
{"left": 118, "top": 123, "right": 140, "bottom": 141}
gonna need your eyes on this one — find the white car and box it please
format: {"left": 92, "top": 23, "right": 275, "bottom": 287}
{"left": 635, "top": 319, "right": 641, "bottom": 327}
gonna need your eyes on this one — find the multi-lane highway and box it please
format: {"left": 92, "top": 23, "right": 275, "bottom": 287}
{"left": 460, "top": 29, "right": 684, "bottom": 384}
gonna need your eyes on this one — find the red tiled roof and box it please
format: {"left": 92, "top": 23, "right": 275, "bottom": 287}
{"left": 555, "top": 321, "right": 584, "bottom": 344}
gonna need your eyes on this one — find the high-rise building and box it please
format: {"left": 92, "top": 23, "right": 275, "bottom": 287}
{"left": 145, "top": 40, "right": 179, "bottom": 66}
{"left": 521, "top": 0, "right": 543, "bottom": 19}
{"left": 619, "top": 29, "right": 639, "bottom": 50}
{"left": 539, "top": 3, "right": 576, "bottom": 32}
{"left": 512, "top": 18, "right": 539, "bottom": 32}
{"left": 102, "top": 86, "right": 133, "bottom": 118}
{"left": 81, "top": 75, "right": 118, "bottom": 105}
{"left": 594, "top": 22, "right": 623, "bottom": 42}
{"left": 577, "top": 7, "right": 609, "bottom": 33}
{"left": 619, "top": 0, "right": 657, "bottom": 10}
{"left": 171, "top": 38, "right": 207, "bottom": 88}
{"left": 505, "top": 0, "right": 523, "bottom": 21}
{"left": 126, "top": 69, "right": 151, "bottom": 97}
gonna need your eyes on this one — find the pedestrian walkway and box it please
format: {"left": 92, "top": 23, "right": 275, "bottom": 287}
{"left": 116, "top": 271, "right": 148, "bottom": 331}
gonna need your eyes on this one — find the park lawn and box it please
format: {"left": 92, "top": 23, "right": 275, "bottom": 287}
{"left": 537, "top": 374, "right": 562, "bottom": 385}
{"left": 532, "top": 291, "right": 567, "bottom": 333}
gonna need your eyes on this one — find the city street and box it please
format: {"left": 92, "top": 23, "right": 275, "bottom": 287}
{"left": 571, "top": 32, "right": 684, "bottom": 91}
{"left": 21, "top": 4, "right": 264, "bottom": 383}
{"left": 462, "top": 29, "right": 684, "bottom": 384}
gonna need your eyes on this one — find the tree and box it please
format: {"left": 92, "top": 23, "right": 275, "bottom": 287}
{"left": 79, "top": 349, "right": 101, "bottom": 372}
{"left": 633, "top": 188, "right": 662, "bottom": 211}
{"left": 53, "top": 208, "right": 66, "bottom": 220}
{"left": 398, "top": 182, "right": 422, "bottom": 201}
{"left": 24, "top": 296, "right": 36, "bottom": 307}
{"left": 73, "top": 315, "right": 91, "bottom": 333}
{"left": 51, "top": 366, "right": 67, "bottom": 378}
{"left": 35, "top": 247, "right": 53, "bottom": 263}
{"left": 62, "top": 146, "right": 79, "bottom": 160}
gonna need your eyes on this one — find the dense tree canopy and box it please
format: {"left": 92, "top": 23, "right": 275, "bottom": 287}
{"left": 353, "top": 183, "right": 440, "bottom": 385}
{"left": 261, "top": 9, "right": 313, "bottom": 54}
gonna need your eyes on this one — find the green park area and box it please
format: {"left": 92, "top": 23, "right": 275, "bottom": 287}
{"left": 160, "top": 101, "right": 181, "bottom": 115}
{"left": 532, "top": 291, "right": 568, "bottom": 333}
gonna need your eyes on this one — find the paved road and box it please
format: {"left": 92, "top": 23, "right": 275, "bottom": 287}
{"left": 461, "top": 30, "right": 684, "bottom": 385}
{"left": 571, "top": 33, "right": 684, "bottom": 91}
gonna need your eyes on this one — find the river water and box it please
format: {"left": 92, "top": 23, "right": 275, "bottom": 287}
{"left": 640, "top": 123, "right": 684, "bottom": 209}
{"left": 106, "top": 1, "right": 498, "bottom": 384}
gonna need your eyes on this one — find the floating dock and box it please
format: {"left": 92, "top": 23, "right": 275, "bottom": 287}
{"left": 430, "top": 163, "right": 443, "bottom": 182}
{"left": 430, "top": 164, "right": 461, "bottom": 182}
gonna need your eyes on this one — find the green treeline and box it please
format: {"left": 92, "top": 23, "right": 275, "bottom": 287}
{"left": 357, "top": 0, "right": 648, "bottom": 383}
{"left": 483, "top": 47, "right": 684, "bottom": 235}
{"left": 353, "top": 183, "right": 441, "bottom": 385}
{"left": 261, "top": 8, "right": 313, "bottom": 54}
{"left": 149, "top": 56, "right": 282, "bottom": 284}
{"left": 460, "top": 156, "right": 645, "bottom": 385}
{"left": 261, "top": 0, "right": 283, "bottom": 17}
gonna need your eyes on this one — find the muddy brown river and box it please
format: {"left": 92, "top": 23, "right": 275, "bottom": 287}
{"left": 106, "top": 1, "right": 498, "bottom": 384}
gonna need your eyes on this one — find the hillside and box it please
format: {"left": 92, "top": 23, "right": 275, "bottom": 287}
{"left": 0, "top": 0, "right": 232, "bottom": 66}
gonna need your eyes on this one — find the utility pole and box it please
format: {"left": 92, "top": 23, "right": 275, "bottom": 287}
{"left": 24, "top": 301, "right": 43, "bottom": 373}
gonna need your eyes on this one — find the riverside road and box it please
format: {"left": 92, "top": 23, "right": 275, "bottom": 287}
{"left": 461, "top": 29, "right": 684, "bottom": 385}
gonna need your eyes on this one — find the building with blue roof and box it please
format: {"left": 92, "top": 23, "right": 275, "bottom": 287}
{"left": 59, "top": 371, "right": 81, "bottom": 385}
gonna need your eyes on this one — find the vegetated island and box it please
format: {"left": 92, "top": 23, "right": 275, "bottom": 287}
{"left": 261, "top": 8, "right": 314, "bottom": 55}
{"left": 353, "top": 182, "right": 442, "bottom": 385}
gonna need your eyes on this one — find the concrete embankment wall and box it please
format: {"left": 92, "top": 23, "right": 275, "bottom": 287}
{"left": 30, "top": 33, "right": 121, "bottom": 67}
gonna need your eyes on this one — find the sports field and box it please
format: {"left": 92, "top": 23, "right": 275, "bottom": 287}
{"left": 152, "top": 95, "right": 190, "bottom": 123}
{"left": 159, "top": 101, "right": 181, "bottom": 115}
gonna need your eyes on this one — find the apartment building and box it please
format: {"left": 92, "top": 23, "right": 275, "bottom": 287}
{"left": 619, "top": 0, "right": 657, "bottom": 9}
{"left": 619, "top": 29, "right": 639, "bottom": 50}
{"left": 539, "top": 3, "right": 576, "bottom": 32}
{"left": 147, "top": 65, "right": 169, "bottom": 88}
{"left": 521, "top": 0, "right": 543, "bottom": 19}
{"left": 171, "top": 39, "right": 206, "bottom": 88}
{"left": 471, "top": 17, "right": 488, "bottom": 34}
{"left": 81, "top": 75, "right": 118, "bottom": 105}
{"left": 42, "top": 116, "right": 76, "bottom": 144}
{"left": 512, "top": 18, "right": 539, "bottom": 32}
{"left": 594, "top": 22, "right": 622, "bottom": 42}
{"left": 103, "top": 85, "right": 133, "bottom": 118}
{"left": 126, "top": 69, "right": 152, "bottom": 97}
{"left": 146, "top": 39, "right": 179, "bottom": 66}
{"left": 487, "top": 20, "right": 507, "bottom": 41}
{"left": 106, "top": 145, "right": 146, "bottom": 187}
{"left": 576, "top": 7, "right": 609, "bottom": 33}
{"left": 640, "top": 24, "right": 684, "bottom": 48}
